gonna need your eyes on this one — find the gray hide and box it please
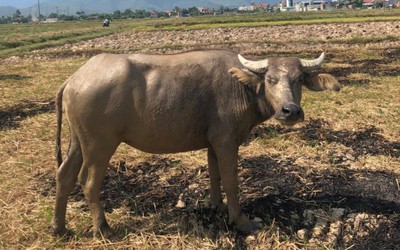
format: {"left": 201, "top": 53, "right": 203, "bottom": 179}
{"left": 53, "top": 49, "right": 340, "bottom": 236}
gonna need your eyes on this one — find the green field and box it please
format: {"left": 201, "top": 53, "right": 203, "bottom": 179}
{"left": 1, "top": 9, "right": 399, "bottom": 249}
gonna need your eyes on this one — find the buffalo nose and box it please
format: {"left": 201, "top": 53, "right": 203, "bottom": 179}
{"left": 282, "top": 103, "right": 301, "bottom": 117}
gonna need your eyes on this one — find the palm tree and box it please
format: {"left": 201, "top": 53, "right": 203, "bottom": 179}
{"left": 173, "top": 6, "right": 181, "bottom": 17}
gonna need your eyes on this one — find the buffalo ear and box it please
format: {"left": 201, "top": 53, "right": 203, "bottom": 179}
{"left": 303, "top": 73, "right": 341, "bottom": 92}
{"left": 229, "top": 67, "right": 263, "bottom": 93}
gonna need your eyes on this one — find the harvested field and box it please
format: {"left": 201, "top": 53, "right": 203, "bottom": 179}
{"left": 0, "top": 15, "right": 399, "bottom": 249}
{"left": 21, "top": 20, "right": 400, "bottom": 57}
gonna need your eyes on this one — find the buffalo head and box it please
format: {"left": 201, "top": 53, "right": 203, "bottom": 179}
{"left": 229, "top": 52, "right": 340, "bottom": 126}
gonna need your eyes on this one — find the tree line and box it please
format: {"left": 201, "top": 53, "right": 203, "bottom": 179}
{"left": 0, "top": 6, "right": 240, "bottom": 24}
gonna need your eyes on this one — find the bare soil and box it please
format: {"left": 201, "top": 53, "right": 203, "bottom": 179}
{"left": 27, "top": 20, "right": 400, "bottom": 57}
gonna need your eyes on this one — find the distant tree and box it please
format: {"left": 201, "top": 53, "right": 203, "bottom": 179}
{"left": 16, "top": 14, "right": 30, "bottom": 23}
{"left": 338, "top": 0, "right": 363, "bottom": 8}
{"left": 0, "top": 16, "right": 12, "bottom": 24}
{"left": 98, "top": 14, "right": 107, "bottom": 19}
{"left": 14, "top": 9, "right": 21, "bottom": 18}
{"left": 173, "top": 6, "right": 181, "bottom": 16}
{"left": 158, "top": 11, "right": 170, "bottom": 18}
{"left": 188, "top": 7, "right": 200, "bottom": 16}
{"left": 181, "top": 8, "right": 189, "bottom": 16}
{"left": 223, "top": 6, "right": 237, "bottom": 12}
{"left": 58, "top": 14, "right": 77, "bottom": 21}
{"left": 133, "top": 9, "right": 150, "bottom": 18}
{"left": 113, "top": 10, "right": 122, "bottom": 19}
{"left": 48, "top": 13, "right": 58, "bottom": 18}
{"left": 124, "top": 8, "right": 134, "bottom": 18}
{"left": 12, "top": 9, "right": 22, "bottom": 22}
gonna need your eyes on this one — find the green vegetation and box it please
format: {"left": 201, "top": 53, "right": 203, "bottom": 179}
{"left": 0, "top": 21, "right": 122, "bottom": 57}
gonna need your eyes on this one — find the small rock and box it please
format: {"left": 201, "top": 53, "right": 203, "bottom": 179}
{"left": 175, "top": 199, "right": 186, "bottom": 208}
{"left": 175, "top": 193, "right": 186, "bottom": 208}
{"left": 297, "top": 229, "right": 308, "bottom": 240}
{"left": 253, "top": 217, "right": 263, "bottom": 223}
{"left": 188, "top": 183, "right": 199, "bottom": 189}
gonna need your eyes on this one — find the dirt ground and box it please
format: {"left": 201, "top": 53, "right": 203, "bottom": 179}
{"left": 25, "top": 20, "right": 400, "bottom": 57}
{"left": 1, "top": 20, "right": 400, "bottom": 249}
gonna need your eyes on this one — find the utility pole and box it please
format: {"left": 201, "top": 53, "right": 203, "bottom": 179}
{"left": 37, "top": 0, "right": 41, "bottom": 23}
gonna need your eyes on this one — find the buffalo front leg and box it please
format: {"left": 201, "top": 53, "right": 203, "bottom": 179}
{"left": 53, "top": 135, "right": 83, "bottom": 236}
{"left": 207, "top": 148, "right": 226, "bottom": 212}
{"left": 213, "top": 144, "right": 260, "bottom": 235}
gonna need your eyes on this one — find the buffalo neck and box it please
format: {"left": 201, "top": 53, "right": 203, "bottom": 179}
{"left": 242, "top": 84, "right": 274, "bottom": 124}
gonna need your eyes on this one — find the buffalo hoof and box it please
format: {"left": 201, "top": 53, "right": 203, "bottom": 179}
{"left": 235, "top": 215, "right": 262, "bottom": 235}
{"left": 53, "top": 227, "right": 67, "bottom": 237}
{"left": 93, "top": 224, "right": 114, "bottom": 239}
{"left": 210, "top": 202, "right": 228, "bottom": 214}
{"left": 52, "top": 226, "right": 73, "bottom": 238}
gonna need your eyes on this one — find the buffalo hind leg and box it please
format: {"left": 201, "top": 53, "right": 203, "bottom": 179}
{"left": 212, "top": 143, "right": 260, "bottom": 235}
{"left": 53, "top": 133, "right": 83, "bottom": 236}
{"left": 78, "top": 139, "right": 119, "bottom": 238}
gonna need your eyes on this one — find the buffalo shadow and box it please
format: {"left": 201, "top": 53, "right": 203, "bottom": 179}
{"left": 37, "top": 151, "right": 400, "bottom": 248}
{"left": 239, "top": 155, "right": 400, "bottom": 249}
{"left": 34, "top": 117, "right": 399, "bottom": 247}
{"left": 299, "top": 119, "right": 399, "bottom": 159}
{"left": 0, "top": 98, "right": 55, "bottom": 130}
{"left": 327, "top": 48, "right": 400, "bottom": 87}
{"left": 250, "top": 118, "right": 399, "bottom": 160}
{"left": 0, "top": 74, "right": 32, "bottom": 81}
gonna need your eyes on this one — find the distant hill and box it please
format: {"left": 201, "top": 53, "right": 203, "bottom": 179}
{"left": 0, "top": 6, "right": 17, "bottom": 17}
{"left": 1, "top": 0, "right": 277, "bottom": 17}
{"left": 0, "top": 0, "right": 37, "bottom": 9}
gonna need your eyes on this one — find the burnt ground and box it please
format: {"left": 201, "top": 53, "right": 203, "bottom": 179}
{"left": 35, "top": 120, "right": 400, "bottom": 249}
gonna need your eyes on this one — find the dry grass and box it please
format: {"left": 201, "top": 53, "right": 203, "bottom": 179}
{"left": 1, "top": 17, "right": 399, "bottom": 249}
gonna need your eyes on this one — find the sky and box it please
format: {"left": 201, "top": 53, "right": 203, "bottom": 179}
{"left": 0, "top": 0, "right": 38, "bottom": 8}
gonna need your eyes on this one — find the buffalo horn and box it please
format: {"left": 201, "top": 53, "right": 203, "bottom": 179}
{"left": 300, "top": 52, "right": 325, "bottom": 70}
{"left": 238, "top": 54, "right": 269, "bottom": 73}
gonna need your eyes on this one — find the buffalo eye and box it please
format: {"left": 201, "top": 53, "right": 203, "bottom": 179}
{"left": 266, "top": 77, "right": 278, "bottom": 85}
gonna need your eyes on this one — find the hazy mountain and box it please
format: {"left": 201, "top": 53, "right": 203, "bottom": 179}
{"left": 0, "top": 0, "right": 37, "bottom": 9}
{"left": 0, "top": 5, "right": 16, "bottom": 17}
{"left": 1, "top": 0, "right": 270, "bottom": 17}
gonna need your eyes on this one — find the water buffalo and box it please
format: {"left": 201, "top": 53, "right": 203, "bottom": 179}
{"left": 53, "top": 49, "right": 340, "bottom": 237}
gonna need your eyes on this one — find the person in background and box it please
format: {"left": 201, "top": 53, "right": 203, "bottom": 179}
{"left": 103, "top": 18, "right": 110, "bottom": 27}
